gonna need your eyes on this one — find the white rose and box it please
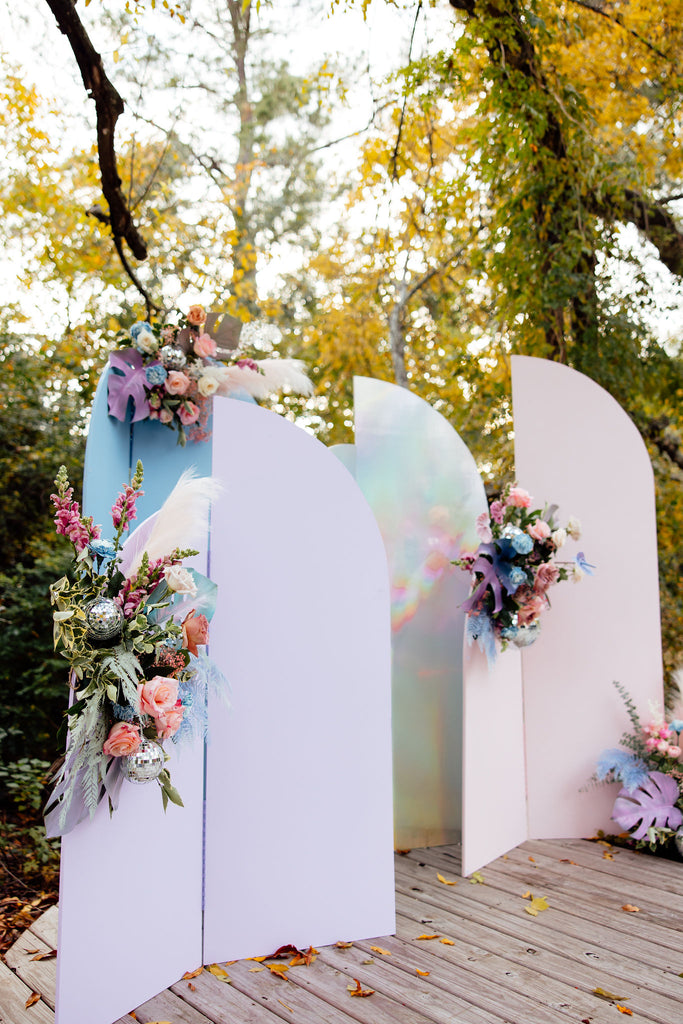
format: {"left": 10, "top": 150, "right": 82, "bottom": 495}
{"left": 551, "top": 528, "right": 567, "bottom": 549}
{"left": 135, "top": 328, "right": 159, "bottom": 355}
{"left": 197, "top": 373, "right": 220, "bottom": 397}
{"left": 571, "top": 564, "right": 584, "bottom": 583}
{"left": 164, "top": 565, "right": 198, "bottom": 597}
{"left": 566, "top": 516, "right": 582, "bottom": 541}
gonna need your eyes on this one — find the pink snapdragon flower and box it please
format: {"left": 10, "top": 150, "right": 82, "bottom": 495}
{"left": 489, "top": 500, "right": 505, "bottom": 524}
{"left": 111, "top": 483, "right": 143, "bottom": 530}
{"left": 51, "top": 479, "right": 101, "bottom": 553}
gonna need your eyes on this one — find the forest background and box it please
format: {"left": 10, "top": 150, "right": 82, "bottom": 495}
{"left": 1, "top": 0, "right": 683, "bottom": 936}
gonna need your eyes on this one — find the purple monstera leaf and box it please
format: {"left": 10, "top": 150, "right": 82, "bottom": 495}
{"left": 612, "top": 771, "right": 683, "bottom": 840}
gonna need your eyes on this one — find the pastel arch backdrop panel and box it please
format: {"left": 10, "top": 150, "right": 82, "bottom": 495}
{"left": 56, "top": 374, "right": 207, "bottom": 1024}
{"left": 203, "top": 398, "right": 395, "bottom": 960}
{"left": 352, "top": 376, "right": 487, "bottom": 849}
{"left": 512, "top": 356, "right": 664, "bottom": 839}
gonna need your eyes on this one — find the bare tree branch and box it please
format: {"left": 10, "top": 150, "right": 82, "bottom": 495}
{"left": 112, "top": 236, "right": 162, "bottom": 320}
{"left": 391, "top": 0, "right": 423, "bottom": 182}
{"left": 567, "top": 0, "right": 669, "bottom": 61}
{"left": 44, "top": 0, "right": 148, "bottom": 260}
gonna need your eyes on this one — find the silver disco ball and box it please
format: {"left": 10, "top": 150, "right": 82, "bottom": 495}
{"left": 159, "top": 344, "right": 187, "bottom": 370}
{"left": 84, "top": 596, "right": 124, "bottom": 643}
{"left": 511, "top": 621, "right": 541, "bottom": 648}
{"left": 122, "top": 739, "right": 165, "bottom": 784}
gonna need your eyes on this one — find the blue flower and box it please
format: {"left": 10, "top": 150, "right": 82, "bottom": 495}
{"left": 90, "top": 538, "right": 116, "bottom": 561}
{"left": 112, "top": 703, "right": 135, "bottom": 722}
{"left": 500, "top": 525, "right": 533, "bottom": 555}
{"left": 145, "top": 363, "right": 168, "bottom": 386}
{"left": 130, "top": 321, "right": 153, "bottom": 340}
{"left": 500, "top": 624, "right": 519, "bottom": 640}
{"left": 668, "top": 719, "right": 683, "bottom": 734}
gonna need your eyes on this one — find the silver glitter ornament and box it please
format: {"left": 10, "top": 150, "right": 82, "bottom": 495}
{"left": 675, "top": 830, "right": 683, "bottom": 859}
{"left": 122, "top": 739, "right": 165, "bottom": 784}
{"left": 84, "top": 596, "right": 124, "bottom": 643}
{"left": 511, "top": 621, "right": 541, "bottom": 648}
{"left": 159, "top": 344, "right": 187, "bottom": 370}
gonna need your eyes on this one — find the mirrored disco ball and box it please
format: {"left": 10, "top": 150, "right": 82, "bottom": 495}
{"left": 511, "top": 621, "right": 541, "bottom": 648}
{"left": 122, "top": 739, "right": 165, "bottom": 784}
{"left": 84, "top": 596, "right": 124, "bottom": 643}
{"left": 159, "top": 344, "right": 187, "bottom": 370}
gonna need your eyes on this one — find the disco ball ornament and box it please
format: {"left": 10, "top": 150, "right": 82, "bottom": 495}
{"left": 122, "top": 739, "right": 165, "bottom": 784}
{"left": 84, "top": 596, "right": 124, "bottom": 644}
{"left": 159, "top": 344, "right": 187, "bottom": 370}
{"left": 511, "top": 621, "right": 541, "bottom": 648}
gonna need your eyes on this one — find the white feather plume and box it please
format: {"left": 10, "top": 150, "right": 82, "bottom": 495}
{"left": 125, "top": 469, "right": 223, "bottom": 577}
{"left": 214, "top": 359, "right": 313, "bottom": 400}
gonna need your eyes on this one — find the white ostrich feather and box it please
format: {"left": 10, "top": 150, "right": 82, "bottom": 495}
{"left": 213, "top": 358, "right": 313, "bottom": 400}
{"left": 125, "top": 469, "right": 223, "bottom": 577}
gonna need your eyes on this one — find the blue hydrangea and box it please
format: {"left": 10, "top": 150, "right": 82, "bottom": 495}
{"left": 90, "top": 538, "right": 116, "bottom": 561}
{"left": 668, "top": 719, "right": 683, "bottom": 734}
{"left": 508, "top": 566, "right": 527, "bottom": 588}
{"left": 510, "top": 532, "right": 533, "bottom": 555}
{"left": 145, "top": 363, "right": 168, "bottom": 386}
{"left": 500, "top": 624, "right": 519, "bottom": 640}
{"left": 130, "top": 321, "right": 153, "bottom": 340}
{"left": 112, "top": 703, "right": 135, "bottom": 722}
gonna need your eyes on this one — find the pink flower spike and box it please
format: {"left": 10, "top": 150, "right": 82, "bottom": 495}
{"left": 489, "top": 500, "right": 505, "bottom": 524}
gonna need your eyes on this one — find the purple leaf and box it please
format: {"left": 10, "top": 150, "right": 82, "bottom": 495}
{"left": 612, "top": 771, "right": 683, "bottom": 840}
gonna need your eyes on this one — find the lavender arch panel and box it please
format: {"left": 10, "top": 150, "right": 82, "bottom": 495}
{"left": 352, "top": 377, "right": 487, "bottom": 849}
{"left": 55, "top": 373, "right": 205, "bottom": 1024}
{"left": 203, "top": 399, "right": 395, "bottom": 961}
{"left": 512, "top": 356, "right": 664, "bottom": 838}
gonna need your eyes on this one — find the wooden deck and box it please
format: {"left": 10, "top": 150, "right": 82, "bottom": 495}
{"left": 2, "top": 838, "right": 683, "bottom": 1024}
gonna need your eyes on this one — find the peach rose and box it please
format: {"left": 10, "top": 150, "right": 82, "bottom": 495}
{"left": 138, "top": 676, "right": 179, "bottom": 718}
{"left": 103, "top": 721, "right": 141, "bottom": 757}
{"left": 178, "top": 401, "right": 200, "bottom": 425}
{"left": 534, "top": 561, "right": 560, "bottom": 593}
{"left": 507, "top": 486, "right": 532, "bottom": 508}
{"left": 156, "top": 703, "right": 184, "bottom": 741}
{"left": 187, "top": 304, "right": 206, "bottom": 326}
{"left": 159, "top": 408, "right": 174, "bottom": 424}
{"left": 165, "top": 371, "right": 190, "bottom": 395}
{"left": 517, "top": 595, "right": 546, "bottom": 626}
{"left": 194, "top": 332, "right": 217, "bottom": 358}
{"left": 182, "top": 609, "right": 209, "bottom": 656}
{"left": 528, "top": 519, "right": 551, "bottom": 542}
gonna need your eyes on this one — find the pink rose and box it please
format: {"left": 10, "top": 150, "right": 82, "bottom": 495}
{"left": 165, "top": 371, "right": 190, "bottom": 395}
{"left": 178, "top": 401, "right": 200, "bottom": 425}
{"left": 517, "top": 595, "right": 546, "bottom": 626}
{"left": 187, "top": 304, "right": 206, "bottom": 326}
{"left": 194, "top": 332, "right": 217, "bottom": 358}
{"left": 476, "top": 511, "right": 493, "bottom": 543}
{"left": 507, "top": 486, "right": 532, "bottom": 508}
{"left": 103, "top": 721, "right": 141, "bottom": 757}
{"left": 489, "top": 500, "right": 505, "bottom": 524}
{"left": 156, "top": 703, "right": 184, "bottom": 741}
{"left": 182, "top": 609, "right": 210, "bottom": 656}
{"left": 159, "top": 408, "right": 174, "bottom": 424}
{"left": 138, "top": 676, "right": 179, "bottom": 718}
{"left": 667, "top": 745, "right": 682, "bottom": 758}
{"left": 528, "top": 519, "right": 551, "bottom": 542}
{"left": 533, "top": 561, "right": 560, "bottom": 593}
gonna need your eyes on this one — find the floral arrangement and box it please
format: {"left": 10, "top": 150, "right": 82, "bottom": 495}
{"left": 454, "top": 483, "right": 593, "bottom": 663}
{"left": 108, "top": 306, "right": 313, "bottom": 445}
{"left": 45, "top": 461, "right": 225, "bottom": 837}
{"left": 594, "top": 682, "right": 683, "bottom": 853}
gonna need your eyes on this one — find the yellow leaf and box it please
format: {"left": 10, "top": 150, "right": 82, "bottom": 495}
{"left": 524, "top": 895, "right": 549, "bottom": 916}
{"left": 268, "top": 964, "right": 289, "bottom": 978}
{"left": 522, "top": 890, "right": 531, "bottom": 899}
{"left": 437, "top": 873, "right": 457, "bottom": 886}
{"left": 183, "top": 967, "right": 203, "bottom": 979}
{"left": 25, "top": 992, "right": 41, "bottom": 1009}
{"left": 594, "top": 987, "right": 629, "bottom": 1001}
{"left": 616, "top": 1007, "right": 633, "bottom": 1016}
{"left": 249, "top": 967, "right": 265, "bottom": 972}
{"left": 206, "top": 964, "right": 230, "bottom": 982}
{"left": 440, "top": 938, "right": 455, "bottom": 945}
{"left": 370, "top": 946, "right": 391, "bottom": 955}
{"left": 247, "top": 955, "right": 268, "bottom": 962}
{"left": 415, "top": 934, "right": 440, "bottom": 940}
{"left": 470, "top": 871, "right": 485, "bottom": 884}
{"left": 621, "top": 904, "right": 640, "bottom": 913}
{"left": 348, "top": 979, "right": 374, "bottom": 997}
{"left": 335, "top": 941, "right": 353, "bottom": 948}
{"left": 416, "top": 968, "right": 430, "bottom": 976}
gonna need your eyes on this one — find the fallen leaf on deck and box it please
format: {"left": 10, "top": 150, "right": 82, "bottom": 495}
{"left": 249, "top": 967, "right": 265, "bottom": 972}
{"left": 524, "top": 895, "right": 549, "bottom": 916}
{"left": 559, "top": 859, "right": 578, "bottom": 864}
{"left": 415, "top": 934, "right": 440, "bottom": 940}
{"left": 616, "top": 1007, "right": 633, "bottom": 1016}
{"left": 30, "top": 949, "right": 57, "bottom": 961}
{"left": 528, "top": 856, "right": 535, "bottom": 862}
{"left": 621, "top": 905, "right": 640, "bottom": 913}
{"left": 348, "top": 979, "right": 374, "bottom": 997}
{"left": 187, "top": 982, "right": 196, "bottom": 991}
{"left": 602, "top": 850, "right": 614, "bottom": 860}
{"left": 597, "top": 840, "right": 612, "bottom": 847}
{"left": 25, "top": 992, "right": 41, "bottom": 1009}
{"left": 24, "top": 948, "right": 40, "bottom": 954}
{"left": 267, "top": 944, "right": 300, "bottom": 959}
{"left": 246, "top": 956, "right": 268, "bottom": 962}
{"left": 416, "top": 968, "right": 430, "bottom": 976}
{"left": 183, "top": 967, "right": 203, "bottom": 979}
{"left": 268, "top": 964, "right": 289, "bottom": 979}
{"left": 522, "top": 890, "right": 531, "bottom": 899}
{"left": 437, "top": 873, "right": 457, "bottom": 886}
{"left": 440, "top": 938, "right": 455, "bottom": 945}
{"left": 395, "top": 849, "right": 412, "bottom": 854}
{"left": 289, "top": 947, "right": 318, "bottom": 967}
{"left": 470, "top": 871, "right": 485, "bottom": 884}
{"left": 370, "top": 946, "right": 391, "bottom": 955}
{"left": 593, "top": 987, "right": 629, "bottom": 1001}
{"left": 278, "top": 999, "right": 294, "bottom": 1012}
{"left": 335, "top": 941, "right": 353, "bottom": 949}
{"left": 361, "top": 959, "right": 375, "bottom": 964}
{"left": 206, "top": 964, "right": 230, "bottom": 982}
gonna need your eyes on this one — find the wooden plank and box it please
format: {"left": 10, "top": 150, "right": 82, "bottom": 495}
{"left": 169, "top": 971, "right": 281, "bottom": 1024}
{"left": 0, "top": 960, "right": 55, "bottom": 1024}
{"left": 410, "top": 845, "right": 683, "bottom": 947}
{"left": 316, "top": 940, "right": 507, "bottom": 1024}
{"left": 394, "top": 853, "right": 683, "bottom": 977}
{"left": 133, "top": 988, "right": 216, "bottom": 1024}
{"left": 528, "top": 838, "right": 683, "bottom": 895}
{"left": 223, "top": 954, "right": 437, "bottom": 1024}
{"left": 27, "top": 909, "right": 58, "bottom": 951}
{"left": 395, "top": 884, "right": 683, "bottom": 1023}
{"left": 4, "top": 930, "right": 57, "bottom": 1010}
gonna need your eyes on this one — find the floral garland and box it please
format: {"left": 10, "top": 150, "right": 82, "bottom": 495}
{"left": 45, "top": 461, "right": 224, "bottom": 836}
{"left": 107, "top": 306, "right": 313, "bottom": 445}
{"left": 593, "top": 683, "right": 683, "bottom": 853}
{"left": 454, "top": 483, "right": 593, "bottom": 663}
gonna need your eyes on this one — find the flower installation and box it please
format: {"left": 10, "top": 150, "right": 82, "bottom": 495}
{"left": 108, "top": 306, "right": 313, "bottom": 445}
{"left": 453, "top": 484, "right": 592, "bottom": 663}
{"left": 44, "top": 461, "right": 226, "bottom": 837}
{"left": 594, "top": 682, "right": 683, "bottom": 854}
